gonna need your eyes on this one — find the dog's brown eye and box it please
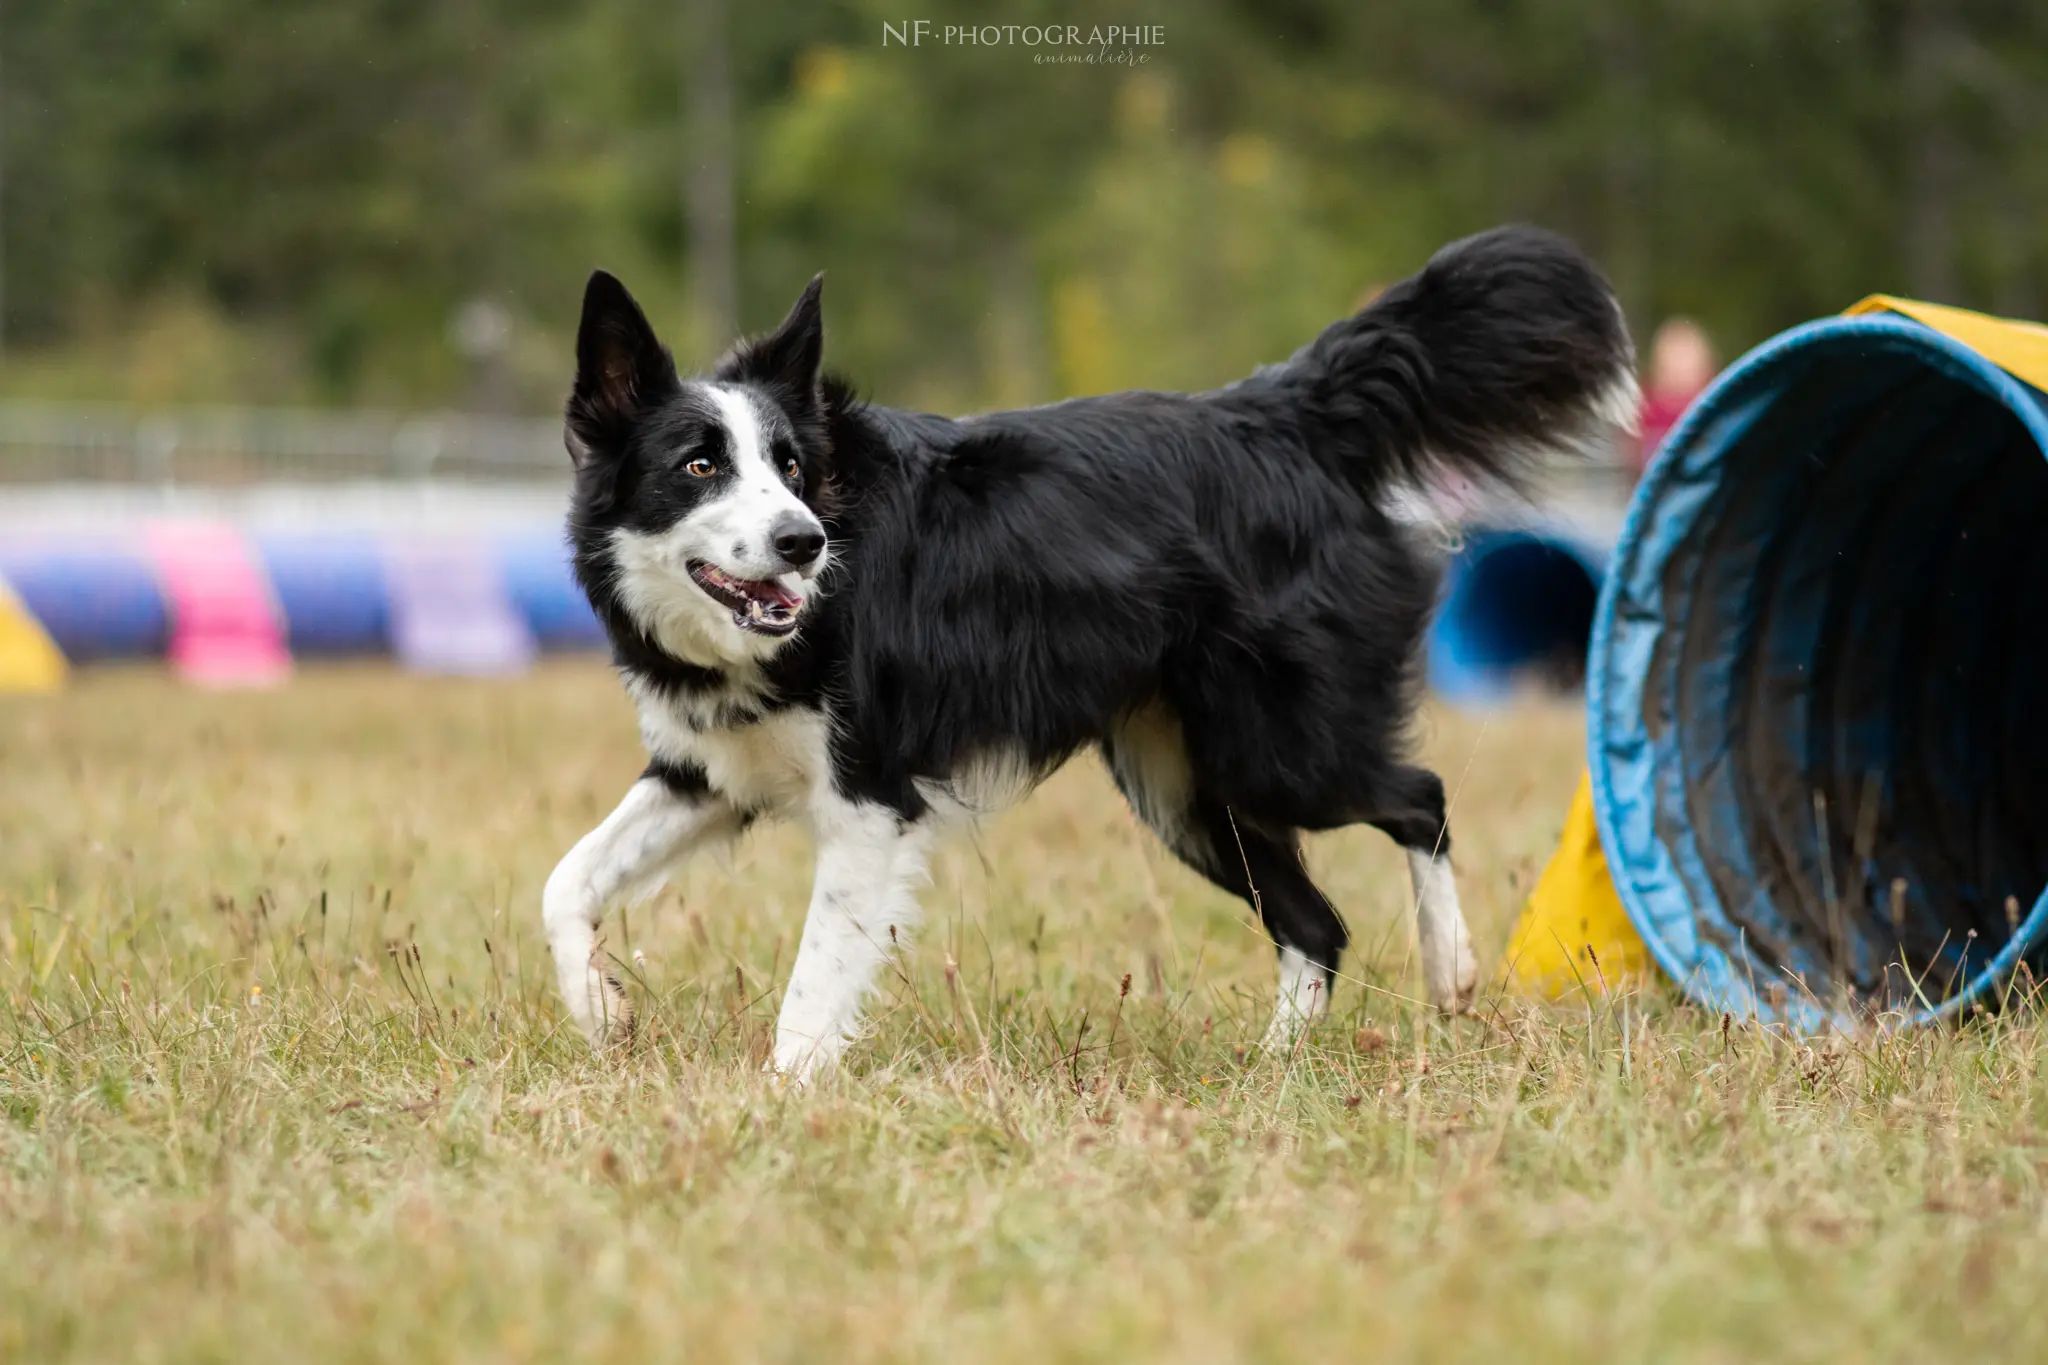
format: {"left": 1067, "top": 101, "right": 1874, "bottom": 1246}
{"left": 783, "top": 457, "right": 801, "bottom": 482}
{"left": 685, "top": 457, "right": 717, "bottom": 478}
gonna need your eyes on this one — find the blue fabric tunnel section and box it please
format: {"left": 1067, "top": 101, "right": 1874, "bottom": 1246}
{"left": 498, "top": 530, "right": 605, "bottom": 651}
{"left": 1589, "top": 316, "right": 2048, "bottom": 1028}
{"left": 0, "top": 544, "right": 169, "bottom": 660}
{"left": 1429, "top": 529, "right": 1605, "bottom": 701}
{"left": 254, "top": 532, "right": 390, "bottom": 655}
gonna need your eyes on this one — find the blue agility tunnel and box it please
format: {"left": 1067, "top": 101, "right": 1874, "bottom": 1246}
{"left": 254, "top": 531, "right": 390, "bottom": 655}
{"left": 1587, "top": 303, "right": 2048, "bottom": 1028}
{"left": 0, "top": 544, "right": 170, "bottom": 660}
{"left": 1429, "top": 527, "right": 1606, "bottom": 702}
{"left": 499, "top": 529, "right": 608, "bottom": 652}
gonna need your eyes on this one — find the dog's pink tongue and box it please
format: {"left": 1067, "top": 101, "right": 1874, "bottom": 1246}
{"left": 765, "top": 581, "right": 804, "bottom": 610}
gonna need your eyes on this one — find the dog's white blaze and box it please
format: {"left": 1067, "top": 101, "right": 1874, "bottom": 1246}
{"left": 1409, "top": 849, "right": 1478, "bottom": 1013}
{"left": 1262, "top": 945, "right": 1331, "bottom": 1053}
{"left": 772, "top": 797, "right": 935, "bottom": 1080}
{"left": 542, "top": 777, "right": 746, "bottom": 1044}
{"left": 701, "top": 382, "right": 823, "bottom": 576}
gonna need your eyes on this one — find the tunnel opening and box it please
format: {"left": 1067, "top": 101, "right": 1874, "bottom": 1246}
{"left": 1593, "top": 317, "right": 2048, "bottom": 1023}
{"left": 1430, "top": 530, "right": 1601, "bottom": 701}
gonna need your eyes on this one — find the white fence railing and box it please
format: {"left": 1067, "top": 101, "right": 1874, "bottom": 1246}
{"left": 0, "top": 401, "right": 568, "bottom": 484}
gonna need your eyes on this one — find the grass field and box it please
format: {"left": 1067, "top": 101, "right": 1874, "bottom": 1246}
{"left": 4, "top": 665, "right": 2047, "bottom": 1363}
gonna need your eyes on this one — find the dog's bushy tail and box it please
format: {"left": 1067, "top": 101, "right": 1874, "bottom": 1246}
{"left": 1271, "top": 225, "right": 1637, "bottom": 497}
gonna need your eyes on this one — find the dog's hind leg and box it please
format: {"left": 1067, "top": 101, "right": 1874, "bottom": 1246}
{"left": 1105, "top": 705, "right": 1348, "bottom": 1052}
{"left": 1195, "top": 805, "right": 1352, "bottom": 1054}
{"left": 543, "top": 770, "right": 747, "bottom": 1047}
{"left": 1406, "top": 847, "right": 1477, "bottom": 1015}
{"left": 1355, "top": 764, "right": 1477, "bottom": 1016}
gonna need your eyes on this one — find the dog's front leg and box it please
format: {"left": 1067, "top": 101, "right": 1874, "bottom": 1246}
{"left": 544, "top": 776, "right": 744, "bottom": 1047}
{"left": 772, "top": 802, "right": 932, "bottom": 1081}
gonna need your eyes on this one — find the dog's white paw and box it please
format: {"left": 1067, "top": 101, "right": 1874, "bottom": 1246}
{"left": 593, "top": 970, "right": 636, "bottom": 1047}
{"left": 770, "top": 1032, "right": 845, "bottom": 1085}
{"left": 568, "top": 943, "right": 635, "bottom": 1050}
{"left": 1409, "top": 851, "right": 1478, "bottom": 1016}
{"left": 1261, "top": 947, "right": 1331, "bottom": 1055}
{"left": 1258, "top": 1014, "right": 1314, "bottom": 1058}
{"left": 1421, "top": 919, "right": 1478, "bottom": 1015}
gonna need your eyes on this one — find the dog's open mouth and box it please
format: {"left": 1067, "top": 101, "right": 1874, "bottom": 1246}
{"left": 688, "top": 561, "right": 805, "bottom": 636}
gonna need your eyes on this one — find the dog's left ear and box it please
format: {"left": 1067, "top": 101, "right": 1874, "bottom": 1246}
{"left": 726, "top": 275, "right": 824, "bottom": 408}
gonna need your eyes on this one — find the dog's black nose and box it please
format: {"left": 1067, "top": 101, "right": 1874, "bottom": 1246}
{"left": 771, "top": 516, "right": 827, "bottom": 569}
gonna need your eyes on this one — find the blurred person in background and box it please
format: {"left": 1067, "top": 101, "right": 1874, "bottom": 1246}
{"left": 1633, "top": 318, "right": 1718, "bottom": 477}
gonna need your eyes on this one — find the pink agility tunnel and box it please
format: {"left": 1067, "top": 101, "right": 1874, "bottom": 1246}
{"left": 143, "top": 521, "right": 292, "bottom": 686}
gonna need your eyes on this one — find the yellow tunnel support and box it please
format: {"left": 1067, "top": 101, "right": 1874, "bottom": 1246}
{"left": 0, "top": 578, "right": 67, "bottom": 693}
{"left": 1502, "top": 773, "right": 1653, "bottom": 998}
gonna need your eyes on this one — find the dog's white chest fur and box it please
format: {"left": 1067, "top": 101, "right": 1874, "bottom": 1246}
{"left": 632, "top": 681, "right": 830, "bottom": 815}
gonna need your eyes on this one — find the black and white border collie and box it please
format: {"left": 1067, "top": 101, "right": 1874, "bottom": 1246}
{"left": 544, "top": 226, "right": 1635, "bottom": 1080}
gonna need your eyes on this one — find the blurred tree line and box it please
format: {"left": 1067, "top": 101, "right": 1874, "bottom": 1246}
{"left": 2, "top": 0, "right": 2044, "bottom": 412}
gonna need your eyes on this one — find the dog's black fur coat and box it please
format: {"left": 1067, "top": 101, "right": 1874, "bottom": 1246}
{"left": 567, "top": 225, "right": 1631, "bottom": 982}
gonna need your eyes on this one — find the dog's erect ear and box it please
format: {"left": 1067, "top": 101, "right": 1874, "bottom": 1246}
{"left": 566, "top": 270, "right": 677, "bottom": 468}
{"left": 732, "top": 275, "right": 824, "bottom": 401}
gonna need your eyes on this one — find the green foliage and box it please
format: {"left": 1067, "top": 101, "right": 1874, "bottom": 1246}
{"left": 2, "top": 0, "right": 2045, "bottom": 408}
